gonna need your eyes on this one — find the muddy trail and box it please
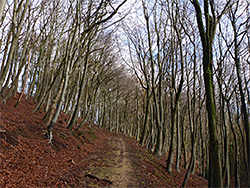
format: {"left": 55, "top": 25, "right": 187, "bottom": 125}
{"left": 87, "top": 136, "right": 142, "bottom": 187}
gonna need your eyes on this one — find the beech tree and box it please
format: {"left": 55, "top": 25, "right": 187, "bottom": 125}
{"left": 229, "top": 3, "right": 250, "bottom": 185}
{"left": 191, "top": 0, "right": 233, "bottom": 186}
{"left": 1, "top": 0, "right": 250, "bottom": 186}
{"left": 0, "top": 0, "right": 7, "bottom": 19}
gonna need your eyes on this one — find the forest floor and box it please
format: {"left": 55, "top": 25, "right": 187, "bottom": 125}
{"left": 0, "top": 94, "right": 208, "bottom": 187}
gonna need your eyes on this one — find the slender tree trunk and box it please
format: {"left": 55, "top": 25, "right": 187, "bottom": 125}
{"left": 136, "top": 89, "right": 140, "bottom": 141}
{"left": 43, "top": 76, "right": 64, "bottom": 127}
{"left": 0, "top": 0, "right": 7, "bottom": 19}
{"left": 175, "top": 103, "right": 180, "bottom": 171}
{"left": 67, "top": 51, "right": 89, "bottom": 131}
{"left": 221, "top": 88, "right": 230, "bottom": 188}
{"left": 232, "top": 17, "right": 250, "bottom": 185}
{"left": 140, "top": 88, "right": 150, "bottom": 146}
{"left": 0, "top": 29, "right": 11, "bottom": 80}
{"left": 0, "top": 0, "right": 29, "bottom": 92}
{"left": 47, "top": 59, "right": 70, "bottom": 143}
{"left": 182, "top": 120, "right": 187, "bottom": 168}
{"left": 142, "top": 3, "right": 163, "bottom": 156}
{"left": 33, "top": 64, "right": 63, "bottom": 113}
{"left": 226, "top": 99, "right": 240, "bottom": 187}
{"left": 166, "top": 20, "right": 184, "bottom": 174}
{"left": 181, "top": 133, "right": 196, "bottom": 188}
{"left": 101, "top": 91, "right": 106, "bottom": 129}
{"left": 15, "top": 49, "right": 31, "bottom": 108}
{"left": 235, "top": 92, "right": 249, "bottom": 186}
{"left": 182, "top": 56, "right": 197, "bottom": 187}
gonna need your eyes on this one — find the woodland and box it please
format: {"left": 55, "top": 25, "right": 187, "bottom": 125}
{"left": 0, "top": 0, "right": 250, "bottom": 187}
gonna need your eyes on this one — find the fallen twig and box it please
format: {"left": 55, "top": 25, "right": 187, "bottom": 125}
{"left": 84, "top": 173, "right": 113, "bottom": 185}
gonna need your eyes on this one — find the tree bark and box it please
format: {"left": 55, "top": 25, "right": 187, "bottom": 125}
{"left": 47, "top": 59, "right": 70, "bottom": 143}
{"left": 0, "top": 0, "right": 7, "bottom": 19}
{"left": 15, "top": 49, "right": 31, "bottom": 108}
{"left": 191, "top": 0, "right": 227, "bottom": 186}
{"left": 166, "top": 15, "right": 184, "bottom": 174}
{"left": 0, "top": 0, "right": 29, "bottom": 92}
{"left": 226, "top": 99, "right": 240, "bottom": 187}
{"left": 231, "top": 13, "right": 250, "bottom": 185}
{"left": 140, "top": 88, "right": 151, "bottom": 146}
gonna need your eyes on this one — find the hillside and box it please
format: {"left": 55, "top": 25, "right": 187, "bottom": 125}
{"left": 0, "top": 95, "right": 208, "bottom": 187}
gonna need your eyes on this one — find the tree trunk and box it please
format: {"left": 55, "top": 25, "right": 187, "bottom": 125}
{"left": 140, "top": 88, "right": 150, "bottom": 146}
{"left": 192, "top": 1, "right": 225, "bottom": 186}
{"left": 203, "top": 43, "right": 223, "bottom": 188}
{"left": 15, "top": 49, "right": 31, "bottom": 108}
{"left": 166, "top": 19, "right": 184, "bottom": 174}
{"left": 0, "top": 0, "right": 7, "bottom": 19}
{"left": 232, "top": 16, "right": 250, "bottom": 185}
{"left": 67, "top": 54, "right": 89, "bottom": 131}
{"left": 43, "top": 76, "right": 64, "bottom": 127}
{"left": 226, "top": 99, "right": 240, "bottom": 187}
{"left": 0, "top": 0, "right": 29, "bottom": 92}
{"left": 175, "top": 103, "right": 180, "bottom": 171}
{"left": 47, "top": 59, "right": 70, "bottom": 143}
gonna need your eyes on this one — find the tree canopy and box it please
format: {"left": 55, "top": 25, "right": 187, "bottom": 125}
{"left": 0, "top": 0, "right": 250, "bottom": 187}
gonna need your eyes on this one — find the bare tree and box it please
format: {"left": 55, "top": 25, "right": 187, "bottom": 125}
{"left": 191, "top": 0, "right": 232, "bottom": 186}
{"left": 0, "top": 0, "right": 7, "bottom": 19}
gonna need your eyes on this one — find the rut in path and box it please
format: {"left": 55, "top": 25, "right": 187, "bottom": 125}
{"left": 89, "top": 136, "right": 142, "bottom": 187}
{"left": 110, "top": 137, "right": 141, "bottom": 187}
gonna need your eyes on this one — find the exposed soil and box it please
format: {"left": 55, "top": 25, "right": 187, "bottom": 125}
{"left": 110, "top": 137, "right": 141, "bottom": 187}
{"left": 0, "top": 94, "right": 208, "bottom": 187}
{"left": 87, "top": 136, "right": 142, "bottom": 187}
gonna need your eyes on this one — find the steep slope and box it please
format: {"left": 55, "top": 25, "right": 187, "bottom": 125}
{"left": 0, "top": 95, "right": 208, "bottom": 187}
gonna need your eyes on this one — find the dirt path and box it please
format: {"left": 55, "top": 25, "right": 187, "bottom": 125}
{"left": 109, "top": 136, "right": 141, "bottom": 187}
{"left": 88, "top": 136, "right": 142, "bottom": 187}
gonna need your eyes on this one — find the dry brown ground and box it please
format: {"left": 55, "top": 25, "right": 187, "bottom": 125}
{"left": 0, "top": 94, "right": 208, "bottom": 187}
